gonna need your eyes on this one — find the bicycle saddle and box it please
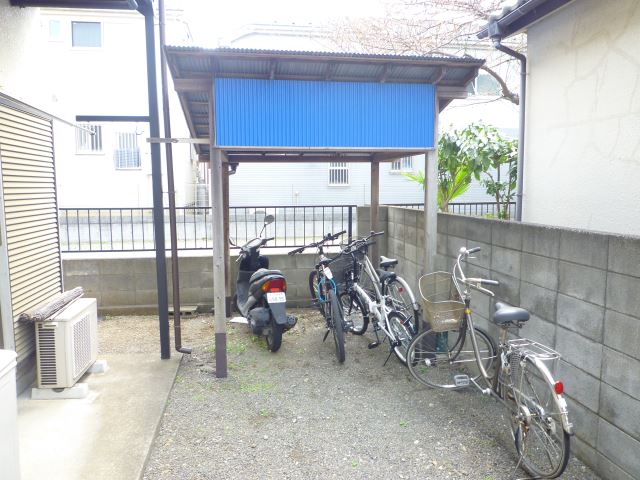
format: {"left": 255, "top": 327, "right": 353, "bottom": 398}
{"left": 493, "top": 302, "right": 530, "bottom": 325}
{"left": 376, "top": 269, "right": 396, "bottom": 283}
{"left": 379, "top": 256, "right": 398, "bottom": 269}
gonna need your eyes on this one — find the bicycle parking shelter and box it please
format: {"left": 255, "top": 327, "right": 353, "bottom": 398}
{"left": 164, "top": 47, "right": 484, "bottom": 376}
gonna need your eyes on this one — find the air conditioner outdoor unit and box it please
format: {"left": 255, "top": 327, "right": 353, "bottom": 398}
{"left": 35, "top": 298, "right": 98, "bottom": 389}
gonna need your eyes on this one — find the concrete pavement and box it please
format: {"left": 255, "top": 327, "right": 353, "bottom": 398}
{"left": 17, "top": 353, "right": 180, "bottom": 480}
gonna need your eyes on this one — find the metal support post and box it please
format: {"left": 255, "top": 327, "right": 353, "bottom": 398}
{"left": 424, "top": 94, "right": 439, "bottom": 273}
{"left": 370, "top": 159, "right": 380, "bottom": 267}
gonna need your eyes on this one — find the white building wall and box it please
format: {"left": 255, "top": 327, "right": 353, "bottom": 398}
{"left": 228, "top": 157, "right": 426, "bottom": 206}
{"left": 39, "top": 8, "right": 196, "bottom": 208}
{"left": 0, "top": 1, "right": 51, "bottom": 108}
{"left": 524, "top": 0, "right": 640, "bottom": 234}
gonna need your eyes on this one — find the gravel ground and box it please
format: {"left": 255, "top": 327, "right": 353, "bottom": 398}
{"left": 100, "top": 311, "right": 599, "bottom": 480}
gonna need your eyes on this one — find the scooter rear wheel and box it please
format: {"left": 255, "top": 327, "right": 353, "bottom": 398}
{"left": 266, "top": 322, "right": 283, "bottom": 352}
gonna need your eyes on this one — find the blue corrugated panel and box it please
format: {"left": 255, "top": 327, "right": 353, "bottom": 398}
{"left": 215, "top": 78, "right": 434, "bottom": 148}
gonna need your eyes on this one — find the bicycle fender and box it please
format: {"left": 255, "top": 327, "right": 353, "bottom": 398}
{"left": 268, "top": 301, "right": 288, "bottom": 325}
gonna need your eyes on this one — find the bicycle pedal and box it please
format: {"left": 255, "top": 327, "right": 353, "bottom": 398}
{"left": 454, "top": 374, "right": 470, "bottom": 387}
{"left": 368, "top": 341, "right": 380, "bottom": 349}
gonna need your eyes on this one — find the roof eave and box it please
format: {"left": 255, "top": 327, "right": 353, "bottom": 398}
{"left": 477, "top": 0, "right": 575, "bottom": 39}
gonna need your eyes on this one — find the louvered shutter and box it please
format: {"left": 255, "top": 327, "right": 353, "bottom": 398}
{"left": 0, "top": 101, "right": 62, "bottom": 391}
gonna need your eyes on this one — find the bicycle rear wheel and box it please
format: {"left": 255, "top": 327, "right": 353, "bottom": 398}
{"left": 328, "top": 290, "right": 346, "bottom": 363}
{"left": 406, "top": 326, "right": 495, "bottom": 389}
{"left": 502, "top": 355, "right": 571, "bottom": 478}
{"left": 388, "top": 311, "right": 416, "bottom": 365}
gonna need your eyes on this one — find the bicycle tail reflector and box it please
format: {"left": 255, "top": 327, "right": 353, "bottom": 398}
{"left": 554, "top": 381, "right": 564, "bottom": 395}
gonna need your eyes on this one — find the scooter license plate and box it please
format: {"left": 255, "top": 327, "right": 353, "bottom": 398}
{"left": 266, "top": 292, "right": 286, "bottom": 303}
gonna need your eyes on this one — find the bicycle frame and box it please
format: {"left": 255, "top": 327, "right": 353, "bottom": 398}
{"left": 452, "top": 253, "right": 573, "bottom": 434}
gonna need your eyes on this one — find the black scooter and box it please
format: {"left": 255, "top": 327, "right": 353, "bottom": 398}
{"left": 232, "top": 215, "right": 297, "bottom": 352}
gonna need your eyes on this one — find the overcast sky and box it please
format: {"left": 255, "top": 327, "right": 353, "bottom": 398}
{"left": 178, "top": 0, "right": 388, "bottom": 47}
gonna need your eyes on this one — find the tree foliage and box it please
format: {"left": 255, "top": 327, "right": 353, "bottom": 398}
{"left": 404, "top": 123, "right": 517, "bottom": 218}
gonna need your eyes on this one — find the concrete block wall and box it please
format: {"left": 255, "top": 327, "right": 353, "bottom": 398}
{"left": 62, "top": 251, "right": 318, "bottom": 315}
{"left": 367, "top": 206, "right": 640, "bottom": 480}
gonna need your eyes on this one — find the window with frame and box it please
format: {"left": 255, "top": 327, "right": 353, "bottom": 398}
{"left": 72, "top": 21, "right": 101, "bottom": 47}
{"left": 391, "top": 156, "right": 413, "bottom": 173}
{"left": 328, "top": 162, "right": 349, "bottom": 186}
{"left": 114, "top": 132, "right": 141, "bottom": 169}
{"left": 75, "top": 124, "right": 103, "bottom": 153}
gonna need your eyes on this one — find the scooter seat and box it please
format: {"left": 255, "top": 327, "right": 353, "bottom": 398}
{"left": 249, "top": 268, "right": 284, "bottom": 285}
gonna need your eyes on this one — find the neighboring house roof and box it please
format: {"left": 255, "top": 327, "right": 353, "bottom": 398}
{"left": 165, "top": 46, "right": 484, "bottom": 161}
{"left": 477, "top": 0, "right": 575, "bottom": 39}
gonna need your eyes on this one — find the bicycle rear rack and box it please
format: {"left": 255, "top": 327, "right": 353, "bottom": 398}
{"left": 507, "top": 338, "right": 561, "bottom": 361}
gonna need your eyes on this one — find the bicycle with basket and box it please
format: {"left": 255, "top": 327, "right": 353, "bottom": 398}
{"left": 407, "top": 246, "right": 573, "bottom": 479}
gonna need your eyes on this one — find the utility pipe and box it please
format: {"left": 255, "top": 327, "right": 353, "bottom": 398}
{"left": 138, "top": 0, "right": 170, "bottom": 358}
{"left": 491, "top": 35, "right": 526, "bottom": 222}
{"left": 159, "top": 0, "right": 191, "bottom": 354}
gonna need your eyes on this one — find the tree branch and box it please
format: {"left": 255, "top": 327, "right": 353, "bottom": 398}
{"left": 480, "top": 64, "right": 519, "bottom": 105}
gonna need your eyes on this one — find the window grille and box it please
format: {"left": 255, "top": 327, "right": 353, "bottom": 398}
{"left": 391, "top": 156, "right": 413, "bottom": 172}
{"left": 72, "top": 22, "right": 101, "bottom": 47}
{"left": 75, "top": 124, "right": 103, "bottom": 153}
{"left": 328, "top": 162, "right": 349, "bottom": 186}
{"left": 114, "top": 132, "right": 141, "bottom": 169}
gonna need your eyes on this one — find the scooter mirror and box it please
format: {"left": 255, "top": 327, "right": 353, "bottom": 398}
{"left": 263, "top": 214, "right": 275, "bottom": 225}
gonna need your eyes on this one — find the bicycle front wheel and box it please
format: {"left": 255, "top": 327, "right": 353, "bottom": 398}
{"left": 328, "top": 290, "right": 346, "bottom": 363}
{"left": 502, "top": 355, "right": 571, "bottom": 478}
{"left": 340, "top": 292, "right": 369, "bottom": 335}
{"left": 406, "top": 326, "right": 495, "bottom": 389}
{"left": 386, "top": 278, "right": 419, "bottom": 333}
{"left": 308, "top": 270, "right": 325, "bottom": 316}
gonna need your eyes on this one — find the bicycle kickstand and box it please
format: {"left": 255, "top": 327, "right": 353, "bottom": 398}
{"left": 382, "top": 340, "right": 401, "bottom": 367}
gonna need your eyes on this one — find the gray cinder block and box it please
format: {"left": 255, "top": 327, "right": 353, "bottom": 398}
{"left": 600, "top": 383, "right": 640, "bottom": 441}
{"left": 491, "top": 246, "right": 521, "bottom": 278}
{"left": 521, "top": 253, "right": 559, "bottom": 290}
{"left": 555, "top": 326, "right": 603, "bottom": 378}
{"left": 608, "top": 235, "right": 640, "bottom": 278}
{"left": 602, "top": 347, "right": 640, "bottom": 399}
{"left": 556, "top": 293, "right": 604, "bottom": 342}
{"left": 492, "top": 220, "right": 522, "bottom": 250}
{"left": 597, "top": 419, "right": 640, "bottom": 478}
{"left": 557, "top": 360, "right": 600, "bottom": 412}
{"left": 559, "top": 261, "right": 606, "bottom": 306}
{"left": 560, "top": 229, "right": 608, "bottom": 270}
{"left": 606, "top": 272, "right": 640, "bottom": 318}
{"left": 604, "top": 310, "right": 640, "bottom": 361}
{"left": 519, "top": 281, "right": 557, "bottom": 323}
{"left": 522, "top": 224, "right": 560, "bottom": 258}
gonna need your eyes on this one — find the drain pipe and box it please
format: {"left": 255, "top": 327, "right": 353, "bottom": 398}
{"left": 138, "top": 0, "right": 170, "bottom": 358}
{"left": 491, "top": 34, "right": 526, "bottom": 221}
{"left": 159, "top": 0, "right": 191, "bottom": 354}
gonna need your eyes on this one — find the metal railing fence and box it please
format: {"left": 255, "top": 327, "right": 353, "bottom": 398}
{"left": 59, "top": 205, "right": 355, "bottom": 253}
{"left": 387, "top": 201, "right": 516, "bottom": 218}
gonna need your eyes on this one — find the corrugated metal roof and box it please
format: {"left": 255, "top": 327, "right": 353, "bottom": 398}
{"left": 165, "top": 46, "right": 483, "bottom": 161}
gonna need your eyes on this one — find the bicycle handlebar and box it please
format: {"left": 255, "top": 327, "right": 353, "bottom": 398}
{"left": 454, "top": 246, "right": 500, "bottom": 296}
{"left": 287, "top": 230, "right": 346, "bottom": 255}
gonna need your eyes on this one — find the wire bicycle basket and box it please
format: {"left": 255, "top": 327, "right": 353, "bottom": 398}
{"left": 327, "top": 249, "right": 364, "bottom": 292}
{"left": 418, "top": 272, "right": 465, "bottom": 332}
